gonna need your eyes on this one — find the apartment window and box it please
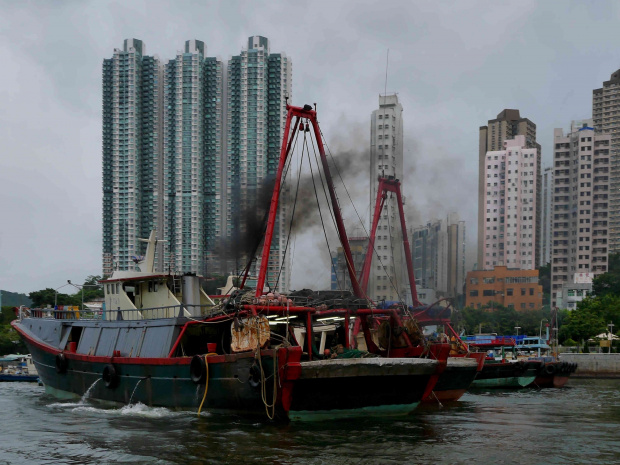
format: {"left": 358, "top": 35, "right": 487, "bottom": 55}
{"left": 470, "top": 290, "right": 479, "bottom": 297}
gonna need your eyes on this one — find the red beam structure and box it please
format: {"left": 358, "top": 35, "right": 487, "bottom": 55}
{"left": 359, "top": 176, "right": 420, "bottom": 306}
{"left": 254, "top": 104, "right": 363, "bottom": 299}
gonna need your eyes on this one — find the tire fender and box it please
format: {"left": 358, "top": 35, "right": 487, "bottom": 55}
{"left": 102, "top": 364, "right": 119, "bottom": 389}
{"left": 55, "top": 353, "right": 68, "bottom": 374}
{"left": 190, "top": 355, "right": 207, "bottom": 384}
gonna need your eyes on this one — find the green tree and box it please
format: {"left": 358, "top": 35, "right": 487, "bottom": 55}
{"left": 29, "top": 288, "right": 79, "bottom": 308}
{"left": 592, "top": 253, "right": 620, "bottom": 298}
{"left": 557, "top": 295, "right": 615, "bottom": 342}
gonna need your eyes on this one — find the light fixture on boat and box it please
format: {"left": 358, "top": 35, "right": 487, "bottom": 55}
{"left": 266, "top": 314, "right": 279, "bottom": 319}
{"left": 274, "top": 316, "right": 297, "bottom": 321}
{"left": 316, "top": 317, "right": 339, "bottom": 322}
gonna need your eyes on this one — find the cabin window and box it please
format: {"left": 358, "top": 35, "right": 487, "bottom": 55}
{"left": 154, "top": 282, "right": 159, "bottom": 292}
{"left": 135, "top": 285, "right": 140, "bottom": 295}
{"left": 106, "top": 284, "right": 110, "bottom": 294}
{"left": 115, "top": 283, "right": 119, "bottom": 294}
{"left": 148, "top": 281, "right": 153, "bottom": 292}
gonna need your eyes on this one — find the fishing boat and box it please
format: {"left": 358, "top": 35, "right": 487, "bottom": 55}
{"left": 343, "top": 176, "right": 483, "bottom": 403}
{"left": 511, "top": 330, "right": 577, "bottom": 388}
{"left": 407, "top": 303, "right": 485, "bottom": 403}
{"left": 13, "top": 104, "right": 449, "bottom": 421}
{"left": 464, "top": 336, "right": 539, "bottom": 388}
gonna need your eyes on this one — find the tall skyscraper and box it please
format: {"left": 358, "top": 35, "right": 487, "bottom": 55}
{"left": 412, "top": 213, "right": 466, "bottom": 298}
{"left": 226, "top": 36, "right": 292, "bottom": 292}
{"left": 102, "top": 37, "right": 291, "bottom": 291}
{"left": 540, "top": 166, "right": 553, "bottom": 267}
{"left": 102, "top": 39, "right": 163, "bottom": 276}
{"left": 478, "top": 109, "right": 541, "bottom": 269}
{"left": 481, "top": 135, "right": 538, "bottom": 270}
{"left": 368, "top": 94, "right": 405, "bottom": 302}
{"left": 550, "top": 120, "right": 610, "bottom": 308}
{"left": 593, "top": 70, "right": 620, "bottom": 252}
{"left": 162, "top": 40, "right": 207, "bottom": 275}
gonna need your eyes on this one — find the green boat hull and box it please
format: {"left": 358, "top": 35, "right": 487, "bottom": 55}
{"left": 471, "top": 375, "right": 536, "bottom": 388}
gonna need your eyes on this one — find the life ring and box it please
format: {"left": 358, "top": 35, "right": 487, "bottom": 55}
{"left": 55, "top": 353, "right": 68, "bottom": 374}
{"left": 102, "top": 364, "right": 119, "bottom": 389}
{"left": 248, "top": 363, "right": 261, "bottom": 388}
{"left": 544, "top": 363, "right": 556, "bottom": 376}
{"left": 190, "top": 355, "right": 207, "bottom": 384}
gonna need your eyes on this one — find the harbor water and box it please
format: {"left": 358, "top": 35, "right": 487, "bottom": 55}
{"left": 1, "top": 379, "right": 619, "bottom": 464}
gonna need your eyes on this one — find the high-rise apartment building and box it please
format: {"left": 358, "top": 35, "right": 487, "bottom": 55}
{"left": 226, "top": 36, "right": 292, "bottom": 292}
{"left": 162, "top": 40, "right": 207, "bottom": 275}
{"left": 412, "top": 213, "right": 466, "bottom": 299}
{"left": 550, "top": 121, "right": 610, "bottom": 308}
{"left": 368, "top": 94, "right": 405, "bottom": 302}
{"left": 593, "top": 70, "right": 620, "bottom": 252}
{"left": 540, "top": 166, "right": 553, "bottom": 267}
{"left": 478, "top": 109, "right": 541, "bottom": 269}
{"left": 102, "top": 37, "right": 291, "bottom": 290}
{"left": 481, "top": 135, "right": 538, "bottom": 270}
{"left": 102, "top": 39, "right": 163, "bottom": 275}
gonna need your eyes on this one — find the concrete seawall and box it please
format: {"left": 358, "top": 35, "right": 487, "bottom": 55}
{"left": 560, "top": 353, "right": 620, "bottom": 378}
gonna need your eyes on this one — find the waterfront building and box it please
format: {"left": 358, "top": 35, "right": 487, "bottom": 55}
{"left": 478, "top": 110, "right": 541, "bottom": 270}
{"left": 411, "top": 213, "right": 466, "bottom": 299}
{"left": 540, "top": 166, "right": 553, "bottom": 267}
{"left": 481, "top": 135, "right": 538, "bottom": 271}
{"left": 550, "top": 121, "right": 610, "bottom": 308}
{"left": 465, "top": 266, "right": 542, "bottom": 310}
{"left": 556, "top": 273, "right": 594, "bottom": 310}
{"left": 368, "top": 94, "right": 405, "bottom": 302}
{"left": 102, "top": 37, "right": 291, "bottom": 290}
{"left": 593, "top": 70, "right": 620, "bottom": 252}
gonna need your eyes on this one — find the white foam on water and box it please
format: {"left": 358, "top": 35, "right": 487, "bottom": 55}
{"left": 48, "top": 400, "right": 205, "bottom": 419}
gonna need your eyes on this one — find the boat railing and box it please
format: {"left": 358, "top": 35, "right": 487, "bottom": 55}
{"left": 21, "top": 304, "right": 225, "bottom": 322}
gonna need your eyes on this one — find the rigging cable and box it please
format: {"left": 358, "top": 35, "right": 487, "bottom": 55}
{"left": 318, "top": 127, "right": 409, "bottom": 304}
{"left": 304, "top": 132, "right": 343, "bottom": 291}
{"left": 239, "top": 123, "right": 302, "bottom": 291}
{"left": 274, "top": 124, "right": 307, "bottom": 290}
{"left": 306, "top": 131, "right": 353, "bottom": 293}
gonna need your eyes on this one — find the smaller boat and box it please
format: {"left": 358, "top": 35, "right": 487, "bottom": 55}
{"left": 530, "top": 357, "right": 577, "bottom": 388}
{"left": 464, "top": 337, "right": 538, "bottom": 388}
{"left": 408, "top": 302, "right": 485, "bottom": 402}
{"left": 0, "top": 354, "right": 39, "bottom": 382}
{"left": 511, "top": 328, "right": 578, "bottom": 388}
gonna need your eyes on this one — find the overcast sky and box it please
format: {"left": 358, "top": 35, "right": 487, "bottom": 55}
{"left": 1, "top": 0, "right": 620, "bottom": 294}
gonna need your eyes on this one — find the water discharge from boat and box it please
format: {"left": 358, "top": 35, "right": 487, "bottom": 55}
{"left": 129, "top": 378, "right": 145, "bottom": 405}
{"left": 80, "top": 378, "right": 101, "bottom": 404}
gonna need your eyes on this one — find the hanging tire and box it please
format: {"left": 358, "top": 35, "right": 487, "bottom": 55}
{"left": 248, "top": 363, "right": 261, "bottom": 389}
{"left": 190, "top": 355, "right": 206, "bottom": 384}
{"left": 55, "top": 353, "right": 68, "bottom": 374}
{"left": 544, "top": 363, "right": 556, "bottom": 376}
{"left": 102, "top": 364, "right": 119, "bottom": 389}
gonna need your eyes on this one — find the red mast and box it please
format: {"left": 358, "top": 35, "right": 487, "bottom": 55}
{"left": 254, "top": 104, "right": 364, "bottom": 298}
{"left": 359, "top": 176, "right": 420, "bottom": 305}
